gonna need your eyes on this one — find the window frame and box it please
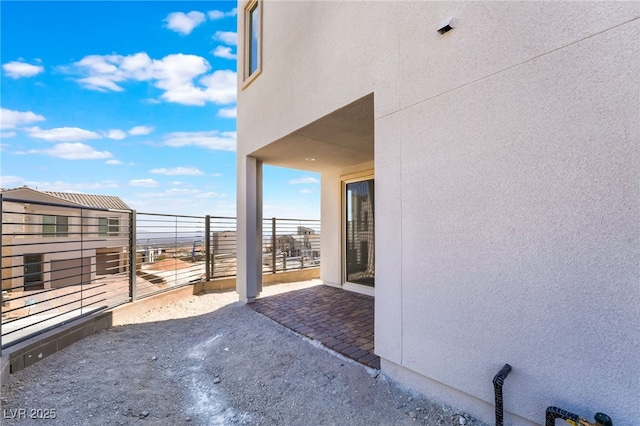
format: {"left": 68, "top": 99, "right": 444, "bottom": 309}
{"left": 242, "top": 0, "right": 262, "bottom": 88}
{"left": 42, "top": 215, "right": 69, "bottom": 237}
{"left": 341, "top": 171, "right": 375, "bottom": 297}
{"left": 98, "top": 217, "right": 120, "bottom": 237}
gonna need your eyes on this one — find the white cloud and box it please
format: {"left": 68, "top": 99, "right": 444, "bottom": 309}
{"left": 129, "top": 125, "right": 153, "bottom": 136}
{"left": 299, "top": 189, "right": 314, "bottom": 194}
{"left": 30, "top": 143, "right": 112, "bottom": 160}
{"left": 165, "top": 188, "right": 192, "bottom": 194}
{"left": 195, "top": 191, "right": 226, "bottom": 198}
{"left": 150, "top": 166, "right": 203, "bottom": 176}
{"left": 207, "top": 8, "right": 236, "bottom": 20}
{"left": 69, "top": 52, "right": 236, "bottom": 106}
{"left": 129, "top": 178, "right": 158, "bottom": 187}
{"left": 106, "top": 159, "right": 123, "bottom": 165}
{"left": 1, "top": 108, "right": 45, "bottom": 129}
{"left": 135, "top": 188, "right": 226, "bottom": 200}
{"left": 165, "top": 11, "right": 206, "bottom": 35}
{"left": 0, "top": 175, "right": 24, "bottom": 187}
{"left": 77, "top": 75, "right": 124, "bottom": 92}
{"left": 214, "top": 31, "right": 237, "bottom": 46}
{"left": 207, "top": 10, "right": 224, "bottom": 20}
{"left": 217, "top": 107, "right": 237, "bottom": 119}
{"left": 1, "top": 131, "right": 17, "bottom": 138}
{"left": 163, "top": 130, "right": 236, "bottom": 151}
{"left": 289, "top": 177, "right": 320, "bottom": 184}
{"left": 195, "top": 70, "right": 237, "bottom": 105}
{"left": 3, "top": 61, "right": 44, "bottom": 79}
{"left": 0, "top": 176, "right": 119, "bottom": 191}
{"left": 212, "top": 46, "right": 236, "bottom": 60}
{"left": 24, "top": 126, "right": 100, "bottom": 142}
{"left": 104, "top": 129, "right": 127, "bottom": 140}
{"left": 72, "top": 53, "right": 138, "bottom": 92}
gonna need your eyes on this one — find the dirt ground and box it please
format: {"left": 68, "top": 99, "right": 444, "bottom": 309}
{"left": 1, "top": 282, "right": 486, "bottom": 425}
{"left": 148, "top": 258, "right": 195, "bottom": 271}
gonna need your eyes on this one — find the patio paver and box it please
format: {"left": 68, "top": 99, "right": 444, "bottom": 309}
{"left": 250, "top": 284, "right": 380, "bottom": 369}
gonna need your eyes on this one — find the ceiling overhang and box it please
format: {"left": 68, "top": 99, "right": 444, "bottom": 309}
{"left": 251, "top": 93, "right": 374, "bottom": 173}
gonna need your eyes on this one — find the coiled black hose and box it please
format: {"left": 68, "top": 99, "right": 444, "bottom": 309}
{"left": 546, "top": 406, "right": 580, "bottom": 426}
{"left": 546, "top": 406, "right": 613, "bottom": 426}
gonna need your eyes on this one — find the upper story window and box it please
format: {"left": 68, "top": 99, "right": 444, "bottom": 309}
{"left": 243, "top": 0, "right": 262, "bottom": 86}
{"left": 42, "top": 215, "right": 68, "bottom": 237}
{"left": 98, "top": 217, "right": 120, "bottom": 237}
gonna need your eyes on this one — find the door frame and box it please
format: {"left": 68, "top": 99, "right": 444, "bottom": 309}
{"left": 23, "top": 253, "right": 44, "bottom": 290}
{"left": 341, "top": 172, "right": 375, "bottom": 297}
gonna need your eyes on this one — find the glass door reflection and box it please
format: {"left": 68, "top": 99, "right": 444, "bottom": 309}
{"left": 345, "top": 179, "right": 374, "bottom": 287}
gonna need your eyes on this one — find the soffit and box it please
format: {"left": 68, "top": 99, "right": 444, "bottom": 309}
{"left": 251, "top": 94, "right": 374, "bottom": 172}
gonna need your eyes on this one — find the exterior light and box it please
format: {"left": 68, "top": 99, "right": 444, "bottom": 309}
{"left": 437, "top": 17, "right": 455, "bottom": 34}
{"left": 305, "top": 157, "right": 316, "bottom": 162}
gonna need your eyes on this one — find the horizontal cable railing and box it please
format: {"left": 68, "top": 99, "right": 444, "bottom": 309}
{"left": 1, "top": 196, "right": 132, "bottom": 350}
{"left": 263, "top": 218, "right": 321, "bottom": 273}
{"left": 135, "top": 212, "right": 209, "bottom": 299}
{"left": 209, "top": 216, "right": 238, "bottom": 279}
{"left": 1, "top": 195, "right": 320, "bottom": 352}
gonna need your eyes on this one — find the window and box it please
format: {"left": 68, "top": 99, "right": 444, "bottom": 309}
{"left": 98, "top": 217, "right": 120, "bottom": 237}
{"left": 42, "top": 215, "right": 68, "bottom": 237}
{"left": 243, "top": 0, "right": 262, "bottom": 85}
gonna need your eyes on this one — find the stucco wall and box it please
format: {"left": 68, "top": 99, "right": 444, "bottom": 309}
{"left": 392, "top": 15, "right": 640, "bottom": 423}
{"left": 237, "top": 1, "right": 398, "bottom": 157}
{"left": 237, "top": 1, "right": 640, "bottom": 423}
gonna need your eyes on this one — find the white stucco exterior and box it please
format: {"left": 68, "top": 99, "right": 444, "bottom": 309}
{"left": 236, "top": 2, "right": 640, "bottom": 424}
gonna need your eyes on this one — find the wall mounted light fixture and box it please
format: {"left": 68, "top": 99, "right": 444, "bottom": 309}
{"left": 437, "top": 17, "right": 455, "bottom": 34}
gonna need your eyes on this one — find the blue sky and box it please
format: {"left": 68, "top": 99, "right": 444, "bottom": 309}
{"left": 0, "top": 1, "right": 320, "bottom": 219}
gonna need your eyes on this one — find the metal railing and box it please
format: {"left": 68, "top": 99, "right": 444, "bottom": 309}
{"left": 1, "top": 195, "right": 320, "bottom": 352}
{"left": 263, "top": 217, "right": 322, "bottom": 273}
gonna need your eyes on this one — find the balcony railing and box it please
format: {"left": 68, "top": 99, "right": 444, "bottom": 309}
{"left": 1, "top": 195, "right": 320, "bottom": 352}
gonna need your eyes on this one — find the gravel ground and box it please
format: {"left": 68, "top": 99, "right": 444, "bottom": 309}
{"left": 1, "top": 282, "right": 486, "bottom": 426}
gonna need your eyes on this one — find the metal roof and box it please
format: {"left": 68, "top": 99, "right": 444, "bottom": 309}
{"left": 42, "top": 191, "right": 131, "bottom": 210}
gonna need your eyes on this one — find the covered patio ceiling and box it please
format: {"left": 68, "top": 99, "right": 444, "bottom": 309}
{"left": 250, "top": 93, "right": 374, "bottom": 173}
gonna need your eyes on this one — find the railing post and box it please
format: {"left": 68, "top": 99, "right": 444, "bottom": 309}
{"left": 205, "top": 215, "right": 211, "bottom": 281}
{"left": 129, "top": 210, "right": 137, "bottom": 302}
{"left": 282, "top": 251, "right": 287, "bottom": 271}
{"left": 271, "top": 217, "right": 276, "bottom": 273}
{"left": 301, "top": 251, "right": 304, "bottom": 269}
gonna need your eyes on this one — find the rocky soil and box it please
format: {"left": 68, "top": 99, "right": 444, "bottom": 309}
{"left": 1, "top": 282, "right": 486, "bottom": 426}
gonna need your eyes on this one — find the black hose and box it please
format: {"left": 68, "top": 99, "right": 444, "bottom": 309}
{"left": 546, "top": 406, "right": 613, "bottom": 426}
{"left": 493, "top": 364, "right": 512, "bottom": 426}
{"left": 546, "top": 406, "right": 580, "bottom": 426}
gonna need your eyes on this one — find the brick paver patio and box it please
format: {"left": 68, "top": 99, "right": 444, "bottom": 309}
{"left": 250, "top": 285, "right": 379, "bottom": 369}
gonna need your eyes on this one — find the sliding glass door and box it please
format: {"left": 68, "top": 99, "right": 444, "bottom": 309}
{"left": 345, "top": 179, "right": 374, "bottom": 287}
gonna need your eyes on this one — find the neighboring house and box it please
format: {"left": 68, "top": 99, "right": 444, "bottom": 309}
{"left": 235, "top": 2, "right": 638, "bottom": 425}
{"left": 273, "top": 228, "right": 320, "bottom": 259}
{"left": 213, "top": 230, "right": 237, "bottom": 255}
{"left": 1, "top": 187, "right": 131, "bottom": 293}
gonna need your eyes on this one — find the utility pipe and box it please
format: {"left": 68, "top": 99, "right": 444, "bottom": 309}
{"left": 493, "top": 364, "right": 512, "bottom": 426}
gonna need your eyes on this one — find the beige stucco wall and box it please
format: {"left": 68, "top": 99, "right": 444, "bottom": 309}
{"left": 237, "top": 1, "right": 399, "bottom": 158}
{"left": 237, "top": 1, "right": 640, "bottom": 423}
